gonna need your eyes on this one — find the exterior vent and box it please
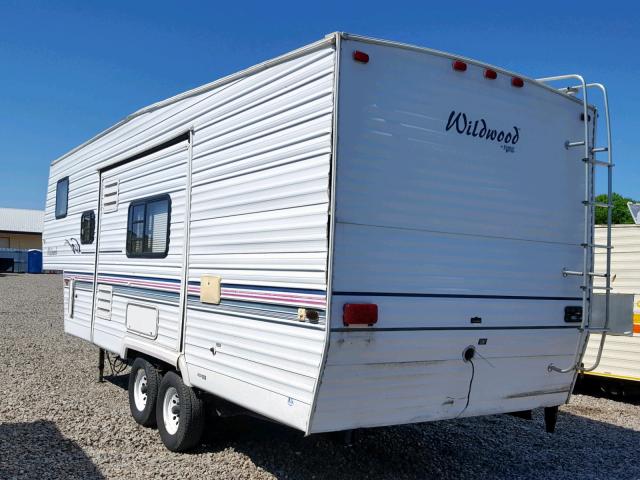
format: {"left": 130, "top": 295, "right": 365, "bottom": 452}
{"left": 102, "top": 180, "right": 119, "bottom": 213}
{"left": 95, "top": 285, "right": 113, "bottom": 320}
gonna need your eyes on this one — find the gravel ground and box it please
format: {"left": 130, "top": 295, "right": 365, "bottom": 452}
{"left": 1, "top": 273, "right": 639, "bottom": 479}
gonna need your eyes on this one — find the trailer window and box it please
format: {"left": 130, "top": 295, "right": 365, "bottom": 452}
{"left": 80, "top": 210, "right": 95, "bottom": 244}
{"left": 126, "top": 195, "right": 171, "bottom": 258}
{"left": 55, "top": 177, "right": 69, "bottom": 219}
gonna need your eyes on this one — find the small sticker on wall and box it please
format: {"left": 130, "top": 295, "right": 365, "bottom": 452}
{"left": 287, "top": 397, "right": 294, "bottom": 406}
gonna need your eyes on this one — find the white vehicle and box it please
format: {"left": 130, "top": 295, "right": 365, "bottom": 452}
{"left": 43, "top": 32, "right": 615, "bottom": 451}
{"left": 583, "top": 225, "right": 640, "bottom": 386}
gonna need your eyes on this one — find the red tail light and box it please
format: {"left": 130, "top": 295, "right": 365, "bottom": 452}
{"left": 511, "top": 76, "right": 524, "bottom": 88}
{"left": 353, "top": 50, "right": 369, "bottom": 63}
{"left": 452, "top": 60, "right": 467, "bottom": 72}
{"left": 343, "top": 303, "right": 378, "bottom": 326}
{"left": 484, "top": 68, "right": 497, "bottom": 80}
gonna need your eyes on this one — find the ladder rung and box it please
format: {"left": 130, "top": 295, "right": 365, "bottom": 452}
{"left": 587, "top": 328, "right": 609, "bottom": 333}
{"left": 581, "top": 243, "right": 613, "bottom": 249}
{"left": 562, "top": 269, "right": 583, "bottom": 277}
{"left": 588, "top": 272, "right": 608, "bottom": 278}
{"left": 582, "top": 201, "right": 612, "bottom": 208}
{"left": 591, "top": 147, "right": 609, "bottom": 153}
{"left": 586, "top": 286, "right": 612, "bottom": 291}
{"left": 582, "top": 158, "right": 613, "bottom": 167}
{"left": 565, "top": 141, "right": 586, "bottom": 148}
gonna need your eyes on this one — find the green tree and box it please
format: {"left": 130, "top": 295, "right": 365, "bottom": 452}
{"left": 594, "top": 192, "right": 636, "bottom": 224}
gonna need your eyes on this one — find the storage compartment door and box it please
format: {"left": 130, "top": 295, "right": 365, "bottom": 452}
{"left": 64, "top": 277, "right": 93, "bottom": 341}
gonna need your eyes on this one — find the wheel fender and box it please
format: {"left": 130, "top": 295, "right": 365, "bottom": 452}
{"left": 177, "top": 354, "right": 192, "bottom": 387}
{"left": 120, "top": 337, "right": 180, "bottom": 368}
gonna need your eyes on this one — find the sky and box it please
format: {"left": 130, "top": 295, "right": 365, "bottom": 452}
{"left": 0, "top": 0, "right": 638, "bottom": 210}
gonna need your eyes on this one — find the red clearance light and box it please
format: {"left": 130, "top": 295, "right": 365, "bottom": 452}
{"left": 353, "top": 50, "right": 369, "bottom": 63}
{"left": 452, "top": 60, "right": 467, "bottom": 72}
{"left": 343, "top": 303, "right": 378, "bottom": 326}
{"left": 484, "top": 68, "right": 497, "bottom": 80}
{"left": 511, "top": 76, "right": 524, "bottom": 88}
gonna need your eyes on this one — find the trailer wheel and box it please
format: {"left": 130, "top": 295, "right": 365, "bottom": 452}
{"left": 128, "top": 358, "right": 161, "bottom": 427}
{"left": 156, "top": 371, "right": 204, "bottom": 452}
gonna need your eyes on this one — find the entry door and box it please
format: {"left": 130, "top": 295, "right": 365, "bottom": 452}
{"left": 91, "top": 141, "right": 189, "bottom": 355}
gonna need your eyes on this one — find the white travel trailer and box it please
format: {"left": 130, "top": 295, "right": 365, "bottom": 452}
{"left": 43, "top": 32, "right": 615, "bottom": 451}
{"left": 583, "top": 225, "right": 640, "bottom": 385}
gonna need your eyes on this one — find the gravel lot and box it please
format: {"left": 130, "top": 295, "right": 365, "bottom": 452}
{"left": 1, "top": 273, "right": 639, "bottom": 479}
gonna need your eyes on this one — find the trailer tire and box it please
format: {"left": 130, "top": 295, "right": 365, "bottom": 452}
{"left": 128, "top": 358, "right": 161, "bottom": 427}
{"left": 156, "top": 371, "right": 204, "bottom": 452}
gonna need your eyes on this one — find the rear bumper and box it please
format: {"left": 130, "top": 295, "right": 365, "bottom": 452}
{"left": 308, "top": 328, "right": 577, "bottom": 433}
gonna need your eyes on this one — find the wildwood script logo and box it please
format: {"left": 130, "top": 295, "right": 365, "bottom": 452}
{"left": 445, "top": 110, "right": 520, "bottom": 151}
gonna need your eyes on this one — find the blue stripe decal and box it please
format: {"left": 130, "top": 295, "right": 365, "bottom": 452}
{"left": 186, "top": 295, "right": 325, "bottom": 317}
{"left": 332, "top": 325, "right": 580, "bottom": 332}
{"left": 188, "top": 280, "right": 326, "bottom": 295}
{"left": 65, "top": 271, "right": 326, "bottom": 295}
{"left": 63, "top": 271, "right": 325, "bottom": 323}
{"left": 66, "top": 271, "right": 180, "bottom": 284}
{"left": 333, "top": 291, "right": 581, "bottom": 301}
{"left": 187, "top": 299, "right": 325, "bottom": 325}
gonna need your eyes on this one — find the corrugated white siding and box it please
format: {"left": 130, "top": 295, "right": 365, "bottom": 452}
{"left": 185, "top": 308, "right": 325, "bottom": 429}
{"left": 310, "top": 37, "right": 586, "bottom": 432}
{"left": 43, "top": 167, "right": 99, "bottom": 271}
{"left": 183, "top": 45, "right": 335, "bottom": 430}
{"left": 44, "top": 39, "right": 336, "bottom": 432}
{"left": 585, "top": 226, "right": 640, "bottom": 380}
{"left": 594, "top": 225, "right": 640, "bottom": 294}
{"left": 43, "top": 42, "right": 333, "bottom": 268}
{"left": 584, "top": 333, "right": 640, "bottom": 380}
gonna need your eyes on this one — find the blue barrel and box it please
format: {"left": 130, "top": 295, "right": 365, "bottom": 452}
{"left": 27, "top": 249, "right": 43, "bottom": 273}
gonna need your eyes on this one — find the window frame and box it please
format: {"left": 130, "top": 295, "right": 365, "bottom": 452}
{"left": 80, "top": 210, "right": 95, "bottom": 245}
{"left": 125, "top": 194, "right": 171, "bottom": 259}
{"left": 55, "top": 177, "right": 69, "bottom": 219}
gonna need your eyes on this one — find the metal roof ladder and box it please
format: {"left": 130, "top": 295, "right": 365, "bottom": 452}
{"left": 536, "top": 76, "right": 613, "bottom": 374}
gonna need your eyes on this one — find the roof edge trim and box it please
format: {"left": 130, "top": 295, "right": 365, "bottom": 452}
{"left": 51, "top": 33, "right": 338, "bottom": 166}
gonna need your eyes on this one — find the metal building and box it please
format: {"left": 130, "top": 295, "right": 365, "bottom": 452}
{"left": 0, "top": 207, "right": 44, "bottom": 249}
